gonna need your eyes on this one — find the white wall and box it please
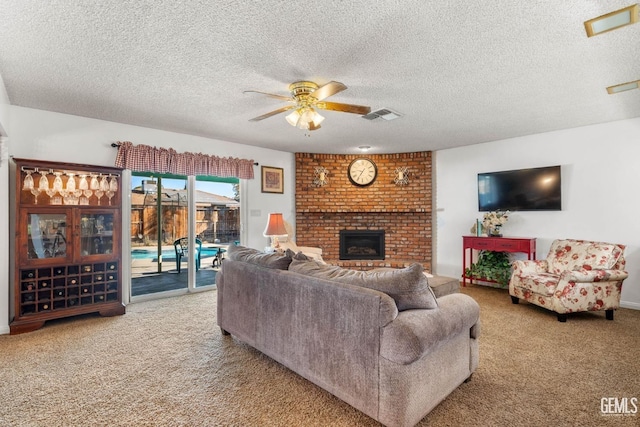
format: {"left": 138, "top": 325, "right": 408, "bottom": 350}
{"left": 1, "top": 106, "right": 295, "bottom": 333}
{"left": 0, "top": 72, "right": 9, "bottom": 135}
{"left": 435, "top": 117, "right": 640, "bottom": 309}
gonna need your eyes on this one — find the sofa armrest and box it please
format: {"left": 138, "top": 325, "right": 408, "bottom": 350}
{"left": 560, "top": 269, "right": 629, "bottom": 283}
{"left": 379, "top": 293, "right": 480, "bottom": 365}
{"left": 513, "top": 259, "right": 548, "bottom": 275}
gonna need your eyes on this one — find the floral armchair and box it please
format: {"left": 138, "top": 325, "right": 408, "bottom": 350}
{"left": 509, "top": 239, "right": 628, "bottom": 322}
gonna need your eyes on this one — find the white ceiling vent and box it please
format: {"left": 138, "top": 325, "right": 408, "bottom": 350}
{"left": 362, "top": 108, "right": 402, "bottom": 121}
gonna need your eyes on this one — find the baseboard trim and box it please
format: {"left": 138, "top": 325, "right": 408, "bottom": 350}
{"left": 620, "top": 300, "right": 640, "bottom": 310}
{"left": 0, "top": 325, "right": 10, "bottom": 335}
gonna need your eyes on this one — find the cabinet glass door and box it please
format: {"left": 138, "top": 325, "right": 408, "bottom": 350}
{"left": 80, "top": 212, "right": 115, "bottom": 256}
{"left": 26, "top": 213, "right": 69, "bottom": 260}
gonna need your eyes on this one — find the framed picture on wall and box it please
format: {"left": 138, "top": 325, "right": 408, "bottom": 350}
{"left": 261, "top": 166, "right": 284, "bottom": 194}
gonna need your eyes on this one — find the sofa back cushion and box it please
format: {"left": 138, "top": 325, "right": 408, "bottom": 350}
{"left": 546, "top": 239, "right": 624, "bottom": 274}
{"left": 288, "top": 257, "right": 437, "bottom": 311}
{"left": 227, "top": 244, "right": 293, "bottom": 270}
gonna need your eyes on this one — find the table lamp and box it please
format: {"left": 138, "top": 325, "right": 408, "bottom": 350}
{"left": 263, "top": 213, "right": 288, "bottom": 249}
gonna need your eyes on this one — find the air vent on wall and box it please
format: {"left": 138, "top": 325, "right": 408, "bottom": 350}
{"left": 362, "top": 108, "right": 402, "bottom": 121}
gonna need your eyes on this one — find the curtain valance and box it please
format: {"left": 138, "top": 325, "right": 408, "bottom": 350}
{"left": 113, "top": 141, "right": 254, "bottom": 179}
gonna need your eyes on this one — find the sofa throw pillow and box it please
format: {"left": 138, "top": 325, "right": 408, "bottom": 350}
{"left": 292, "top": 251, "right": 310, "bottom": 261}
{"left": 227, "top": 244, "right": 293, "bottom": 270}
{"left": 280, "top": 241, "right": 325, "bottom": 263}
{"left": 288, "top": 258, "right": 437, "bottom": 311}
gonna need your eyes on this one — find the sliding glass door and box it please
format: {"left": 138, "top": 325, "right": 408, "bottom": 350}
{"left": 194, "top": 177, "right": 240, "bottom": 289}
{"left": 130, "top": 173, "right": 239, "bottom": 298}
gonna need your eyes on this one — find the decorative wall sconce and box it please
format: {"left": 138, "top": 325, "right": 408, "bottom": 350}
{"left": 313, "top": 166, "right": 329, "bottom": 187}
{"left": 394, "top": 167, "right": 409, "bottom": 186}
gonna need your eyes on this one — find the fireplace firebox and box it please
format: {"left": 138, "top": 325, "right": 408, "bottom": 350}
{"left": 339, "top": 230, "right": 385, "bottom": 260}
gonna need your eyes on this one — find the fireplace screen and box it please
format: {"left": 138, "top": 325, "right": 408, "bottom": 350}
{"left": 339, "top": 230, "right": 385, "bottom": 260}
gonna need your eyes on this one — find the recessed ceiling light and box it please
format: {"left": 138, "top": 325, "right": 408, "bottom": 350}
{"left": 584, "top": 4, "right": 639, "bottom": 37}
{"left": 607, "top": 79, "right": 640, "bottom": 94}
{"left": 358, "top": 145, "right": 371, "bottom": 151}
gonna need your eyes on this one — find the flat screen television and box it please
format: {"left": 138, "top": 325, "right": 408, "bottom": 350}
{"left": 478, "top": 166, "right": 561, "bottom": 211}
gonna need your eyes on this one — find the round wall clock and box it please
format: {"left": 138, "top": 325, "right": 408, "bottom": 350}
{"left": 348, "top": 158, "right": 378, "bottom": 187}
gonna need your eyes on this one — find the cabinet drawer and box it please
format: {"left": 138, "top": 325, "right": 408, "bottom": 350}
{"left": 465, "top": 238, "right": 495, "bottom": 250}
{"left": 494, "top": 240, "right": 529, "bottom": 251}
{"left": 473, "top": 240, "right": 495, "bottom": 250}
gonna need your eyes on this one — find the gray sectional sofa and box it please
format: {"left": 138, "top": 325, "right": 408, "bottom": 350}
{"left": 216, "top": 245, "right": 481, "bottom": 427}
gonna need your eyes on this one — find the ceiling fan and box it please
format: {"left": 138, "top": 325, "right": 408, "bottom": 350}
{"left": 244, "top": 81, "right": 371, "bottom": 131}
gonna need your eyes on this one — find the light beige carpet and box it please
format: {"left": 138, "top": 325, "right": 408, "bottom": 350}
{"left": 1, "top": 285, "right": 639, "bottom": 427}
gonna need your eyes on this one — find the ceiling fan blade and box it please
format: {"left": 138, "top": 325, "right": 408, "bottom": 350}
{"left": 243, "top": 90, "right": 294, "bottom": 102}
{"left": 249, "top": 105, "right": 296, "bottom": 121}
{"left": 317, "top": 101, "right": 371, "bottom": 115}
{"left": 310, "top": 81, "right": 347, "bottom": 101}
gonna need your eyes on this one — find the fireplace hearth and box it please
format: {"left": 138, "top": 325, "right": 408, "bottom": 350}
{"left": 339, "top": 230, "right": 385, "bottom": 260}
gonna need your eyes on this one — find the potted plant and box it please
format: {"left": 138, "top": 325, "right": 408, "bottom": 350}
{"left": 464, "top": 250, "right": 512, "bottom": 287}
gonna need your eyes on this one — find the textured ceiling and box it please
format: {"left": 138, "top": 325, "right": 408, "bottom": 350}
{"left": 0, "top": 1, "right": 639, "bottom": 154}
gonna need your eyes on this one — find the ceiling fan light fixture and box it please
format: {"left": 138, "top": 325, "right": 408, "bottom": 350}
{"left": 287, "top": 107, "right": 324, "bottom": 130}
{"left": 286, "top": 110, "right": 301, "bottom": 126}
{"left": 311, "top": 110, "right": 325, "bottom": 127}
{"left": 247, "top": 80, "right": 369, "bottom": 131}
{"left": 584, "top": 4, "right": 639, "bottom": 37}
{"left": 607, "top": 79, "right": 640, "bottom": 94}
{"left": 299, "top": 108, "right": 316, "bottom": 125}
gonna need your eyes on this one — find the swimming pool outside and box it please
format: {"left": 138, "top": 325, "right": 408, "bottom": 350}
{"left": 131, "top": 247, "right": 222, "bottom": 261}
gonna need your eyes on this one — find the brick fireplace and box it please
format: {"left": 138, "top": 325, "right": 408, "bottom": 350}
{"left": 295, "top": 152, "right": 432, "bottom": 271}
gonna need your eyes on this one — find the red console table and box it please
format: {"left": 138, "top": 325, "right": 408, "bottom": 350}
{"left": 462, "top": 236, "right": 536, "bottom": 286}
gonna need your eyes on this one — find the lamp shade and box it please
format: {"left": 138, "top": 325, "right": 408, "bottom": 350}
{"left": 285, "top": 110, "right": 301, "bottom": 127}
{"left": 263, "top": 213, "right": 288, "bottom": 237}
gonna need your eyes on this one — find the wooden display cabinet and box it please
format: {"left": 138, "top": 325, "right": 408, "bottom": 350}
{"left": 10, "top": 158, "right": 125, "bottom": 334}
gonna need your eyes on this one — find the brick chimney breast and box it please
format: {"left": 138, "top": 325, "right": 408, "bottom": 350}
{"left": 295, "top": 152, "right": 432, "bottom": 271}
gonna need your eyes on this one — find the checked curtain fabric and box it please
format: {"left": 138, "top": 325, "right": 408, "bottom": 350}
{"left": 114, "top": 141, "right": 255, "bottom": 179}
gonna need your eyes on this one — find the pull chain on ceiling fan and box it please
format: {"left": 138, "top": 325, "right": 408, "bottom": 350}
{"left": 244, "top": 81, "right": 371, "bottom": 131}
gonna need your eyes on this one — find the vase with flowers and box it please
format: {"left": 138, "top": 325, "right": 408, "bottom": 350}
{"left": 482, "top": 210, "right": 509, "bottom": 237}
